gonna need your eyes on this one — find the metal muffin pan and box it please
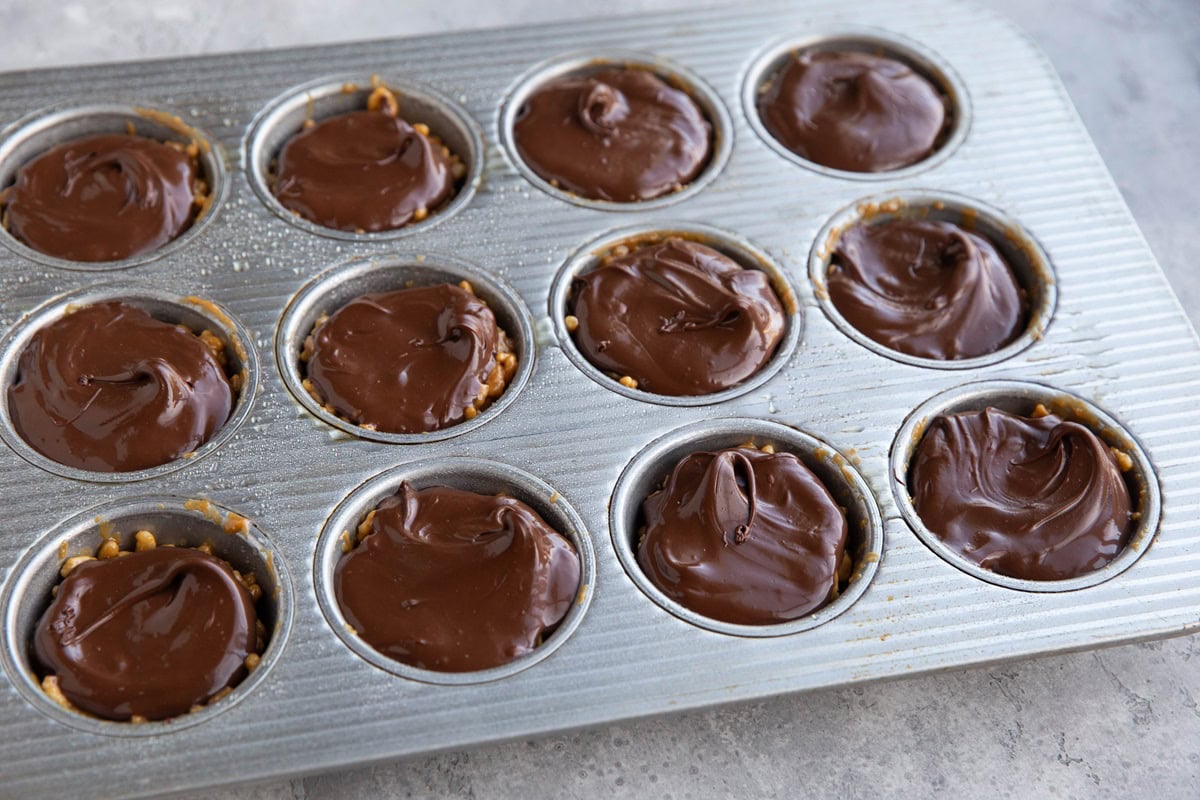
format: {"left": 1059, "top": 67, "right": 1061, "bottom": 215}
{"left": 1, "top": 0, "right": 1199, "bottom": 796}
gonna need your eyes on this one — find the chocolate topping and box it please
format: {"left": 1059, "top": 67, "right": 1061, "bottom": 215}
{"left": 7, "top": 301, "right": 234, "bottom": 472}
{"left": 569, "top": 238, "right": 785, "bottom": 395}
{"left": 828, "top": 219, "right": 1028, "bottom": 360}
{"left": 513, "top": 68, "right": 712, "bottom": 202}
{"left": 334, "top": 483, "right": 581, "bottom": 672}
{"left": 273, "top": 105, "right": 456, "bottom": 232}
{"left": 33, "top": 547, "right": 258, "bottom": 721}
{"left": 0, "top": 133, "right": 203, "bottom": 262}
{"left": 639, "top": 447, "right": 848, "bottom": 626}
{"left": 758, "top": 50, "right": 949, "bottom": 172}
{"left": 303, "top": 283, "right": 511, "bottom": 434}
{"left": 909, "top": 407, "right": 1134, "bottom": 581}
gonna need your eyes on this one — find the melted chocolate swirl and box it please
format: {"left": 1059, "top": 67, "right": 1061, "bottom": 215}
{"left": 569, "top": 238, "right": 785, "bottom": 396}
{"left": 33, "top": 548, "right": 258, "bottom": 721}
{"left": 909, "top": 407, "right": 1134, "bottom": 581}
{"left": 273, "top": 109, "right": 455, "bottom": 232}
{"left": 513, "top": 68, "right": 712, "bottom": 202}
{"left": 304, "top": 283, "right": 508, "bottom": 434}
{"left": 758, "top": 50, "right": 949, "bottom": 173}
{"left": 639, "top": 447, "right": 848, "bottom": 626}
{"left": 334, "top": 483, "right": 581, "bottom": 672}
{"left": 8, "top": 301, "right": 234, "bottom": 472}
{"left": 1, "top": 133, "right": 202, "bottom": 262}
{"left": 828, "top": 219, "right": 1028, "bottom": 360}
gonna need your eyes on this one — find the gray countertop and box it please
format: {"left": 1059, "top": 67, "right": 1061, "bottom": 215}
{"left": 1, "top": 0, "right": 1197, "bottom": 797}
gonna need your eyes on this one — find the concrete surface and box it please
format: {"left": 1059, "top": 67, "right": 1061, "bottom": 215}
{"left": 0, "top": 0, "right": 1197, "bottom": 797}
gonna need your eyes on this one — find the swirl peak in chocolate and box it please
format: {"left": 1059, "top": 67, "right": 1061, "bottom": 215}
{"left": 0, "top": 132, "right": 204, "bottom": 262}
{"left": 33, "top": 547, "right": 258, "bottom": 721}
{"left": 639, "top": 446, "right": 848, "bottom": 626}
{"left": 513, "top": 68, "right": 713, "bottom": 202}
{"left": 758, "top": 50, "right": 949, "bottom": 173}
{"left": 828, "top": 218, "right": 1028, "bottom": 360}
{"left": 334, "top": 482, "right": 581, "bottom": 672}
{"left": 909, "top": 406, "right": 1134, "bottom": 581}
{"left": 7, "top": 301, "right": 235, "bottom": 472}
{"left": 273, "top": 90, "right": 459, "bottom": 232}
{"left": 569, "top": 238, "right": 785, "bottom": 395}
{"left": 303, "top": 282, "right": 515, "bottom": 434}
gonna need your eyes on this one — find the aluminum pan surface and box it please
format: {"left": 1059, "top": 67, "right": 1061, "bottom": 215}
{"left": 1, "top": 0, "right": 1199, "bottom": 796}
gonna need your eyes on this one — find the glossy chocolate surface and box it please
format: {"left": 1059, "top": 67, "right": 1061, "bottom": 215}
{"left": 910, "top": 407, "right": 1134, "bottom": 581}
{"left": 304, "top": 283, "right": 507, "bottom": 433}
{"left": 273, "top": 108, "right": 455, "bottom": 232}
{"left": 569, "top": 238, "right": 785, "bottom": 395}
{"left": 33, "top": 547, "right": 258, "bottom": 721}
{"left": 0, "top": 133, "right": 202, "bottom": 262}
{"left": 639, "top": 447, "right": 848, "bottom": 625}
{"left": 758, "top": 50, "right": 948, "bottom": 172}
{"left": 827, "top": 218, "right": 1027, "bottom": 360}
{"left": 513, "top": 68, "right": 712, "bottom": 202}
{"left": 334, "top": 483, "right": 581, "bottom": 672}
{"left": 7, "top": 301, "right": 234, "bottom": 472}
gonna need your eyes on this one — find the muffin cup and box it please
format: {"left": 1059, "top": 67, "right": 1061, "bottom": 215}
{"left": 0, "top": 284, "right": 259, "bottom": 482}
{"left": 313, "top": 457, "right": 595, "bottom": 684}
{"left": 742, "top": 27, "right": 970, "bottom": 180}
{"left": 0, "top": 496, "right": 293, "bottom": 735}
{"left": 548, "top": 222, "right": 802, "bottom": 405}
{"left": 0, "top": 104, "right": 227, "bottom": 270}
{"left": 889, "top": 379, "right": 1161, "bottom": 592}
{"left": 610, "top": 418, "right": 883, "bottom": 637}
{"left": 244, "top": 74, "right": 483, "bottom": 240}
{"left": 275, "top": 254, "right": 534, "bottom": 443}
{"left": 809, "top": 190, "right": 1057, "bottom": 369}
{"left": 498, "top": 49, "right": 733, "bottom": 210}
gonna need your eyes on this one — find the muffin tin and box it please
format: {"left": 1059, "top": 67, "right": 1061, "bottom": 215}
{"left": 1, "top": 0, "right": 1199, "bottom": 796}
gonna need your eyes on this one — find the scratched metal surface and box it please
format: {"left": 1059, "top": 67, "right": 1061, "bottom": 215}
{"left": 0, "top": 0, "right": 1198, "bottom": 796}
